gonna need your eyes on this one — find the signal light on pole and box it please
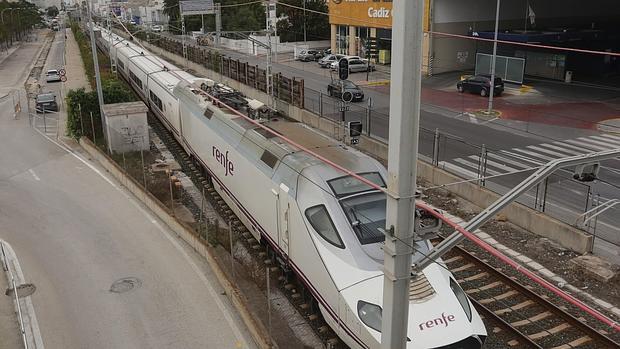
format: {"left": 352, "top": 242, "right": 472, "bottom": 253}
{"left": 338, "top": 58, "right": 349, "bottom": 80}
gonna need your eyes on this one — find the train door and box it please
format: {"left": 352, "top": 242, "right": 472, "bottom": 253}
{"left": 338, "top": 293, "right": 362, "bottom": 341}
{"left": 276, "top": 183, "right": 290, "bottom": 258}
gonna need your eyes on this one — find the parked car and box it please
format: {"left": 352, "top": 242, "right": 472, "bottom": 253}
{"left": 35, "top": 93, "right": 59, "bottom": 113}
{"left": 151, "top": 24, "right": 163, "bottom": 32}
{"left": 46, "top": 69, "right": 61, "bottom": 83}
{"left": 323, "top": 48, "right": 332, "bottom": 56}
{"left": 330, "top": 56, "right": 374, "bottom": 73}
{"left": 318, "top": 54, "right": 344, "bottom": 68}
{"left": 297, "top": 49, "right": 322, "bottom": 62}
{"left": 457, "top": 74, "right": 504, "bottom": 97}
{"left": 327, "top": 80, "right": 364, "bottom": 102}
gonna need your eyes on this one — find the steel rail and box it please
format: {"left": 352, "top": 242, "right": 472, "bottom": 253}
{"left": 450, "top": 244, "right": 619, "bottom": 348}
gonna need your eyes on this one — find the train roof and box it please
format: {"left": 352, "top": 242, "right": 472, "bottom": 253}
{"left": 174, "top": 82, "right": 384, "bottom": 194}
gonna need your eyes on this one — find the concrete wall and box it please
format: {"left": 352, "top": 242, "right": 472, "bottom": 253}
{"left": 78, "top": 138, "right": 276, "bottom": 349}
{"left": 128, "top": 35, "right": 593, "bottom": 254}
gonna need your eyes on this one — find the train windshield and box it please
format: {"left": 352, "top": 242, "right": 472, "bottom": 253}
{"left": 327, "top": 172, "right": 385, "bottom": 198}
{"left": 341, "top": 192, "right": 387, "bottom": 245}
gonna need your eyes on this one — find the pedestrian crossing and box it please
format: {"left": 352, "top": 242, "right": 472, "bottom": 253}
{"left": 438, "top": 134, "right": 620, "bottom": 180}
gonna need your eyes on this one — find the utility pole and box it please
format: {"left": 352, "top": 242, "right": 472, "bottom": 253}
{"left": 487, "top": 0, "right": 500, "bottom": 114}
{"left": 265, "top": 1, "right": 276, "bottom": 111}
{"left": 381, "top": 0, "right": 424, "bottom": 348}
{"left": 215, "top": 3, "right": 221, "bottom": 47}
{"left": 88, "top": 0, "right": 107, "bottom": 148}
{"left": 302, "top": 0, "right": 306, "bottom": 44}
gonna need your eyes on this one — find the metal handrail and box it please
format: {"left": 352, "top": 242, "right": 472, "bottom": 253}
{"left": 574, "top": 198, "right": 620, "bottom": 226}
{"left": 1, "top": 242, "right": 28, "bottom": 349}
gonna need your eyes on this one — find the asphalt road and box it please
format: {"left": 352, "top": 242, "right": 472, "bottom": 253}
{"left": 0, "top": 29, "right": 257, "bottom": 349}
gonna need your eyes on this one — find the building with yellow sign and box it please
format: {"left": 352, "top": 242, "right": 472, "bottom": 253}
{"left": 328, "top": 0, "right": 430, "bottom": 69}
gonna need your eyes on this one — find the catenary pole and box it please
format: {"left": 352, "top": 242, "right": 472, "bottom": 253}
{"left": 381, "top": 0, "right": 423, "bottom": 348}
{"left": 487, "top": 0, "right": 500, "bottom": 114}
{"left": 88, "top": 0, "right": 107, "bottom": 148}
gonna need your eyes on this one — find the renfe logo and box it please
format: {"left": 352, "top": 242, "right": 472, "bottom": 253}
{"left": 213, "top": 146, "right": 235, "bottom": 176}
{"left": 419, "top": 313, "right": 456, "bottom": 331}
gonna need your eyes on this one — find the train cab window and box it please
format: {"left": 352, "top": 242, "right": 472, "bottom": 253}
{"left": 260, "top": 150, "right": 278, "bottom": 169}
{"left": 341, "top": 192, "right": 386, "bottom": 245}
{"left": 327, "top": 172, "right": 385, "bottom": 198}
{"left": 305, "top": 205, "right": 344, "bottom": 249}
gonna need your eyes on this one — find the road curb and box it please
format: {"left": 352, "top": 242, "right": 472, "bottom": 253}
{"left": 78, "top": 137, "right": 277, "bottom": 349}
{"left": 0, "top": 240, "right": 45, "bottom": 349}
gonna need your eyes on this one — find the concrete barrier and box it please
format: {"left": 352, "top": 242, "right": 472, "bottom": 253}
{"left": 79, "top": 138, "right": 276, "bottom": 349}
{"left": 125, "top": 36, "right": 593, "bottom": 254}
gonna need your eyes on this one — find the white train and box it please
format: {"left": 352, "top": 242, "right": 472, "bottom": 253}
{"left": 97, "top": 27, "right": 487, "bottom": 349}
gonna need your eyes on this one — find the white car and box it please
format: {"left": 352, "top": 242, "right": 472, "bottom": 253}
{"left": 151, "top": 24, "right": 163, "bottom": 32}
{"left": 329, "top": 56, "right": 363, "bottom": 70}
{"left": 46, "top": 69, "right": 61, "bottom": 83}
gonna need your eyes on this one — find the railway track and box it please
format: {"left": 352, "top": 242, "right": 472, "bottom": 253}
{"left": 441, "top": 242, "right": 619, "bottom": 348}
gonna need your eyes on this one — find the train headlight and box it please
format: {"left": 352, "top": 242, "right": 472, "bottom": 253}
{"left": 450, "top": 278, "right": 472, "bottom": 322}
{"left": 357, "top": 300, "right": 382, "bottom": 333}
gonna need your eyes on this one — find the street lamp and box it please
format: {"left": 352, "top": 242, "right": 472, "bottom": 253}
{"left": 487, "top": 0, "right": 500, "bottom": 114}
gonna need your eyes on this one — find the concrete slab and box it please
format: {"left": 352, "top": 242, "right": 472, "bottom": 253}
{"left": 571, "top": 255, "right": 618, "bottom": 283}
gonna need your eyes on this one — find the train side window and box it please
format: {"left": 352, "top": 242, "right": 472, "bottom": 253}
{"left": 305, "top": 205, "right": 344, "bottom": 249}
{"left": 260, "top": 150, "right": 278, "bottom": 169}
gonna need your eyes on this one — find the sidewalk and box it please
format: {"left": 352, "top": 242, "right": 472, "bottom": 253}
{"left": 0, "top": 245, "right": 20, "bottom": 349}
{"left": 64, "top": 28, "right": 91, "bottom": 92}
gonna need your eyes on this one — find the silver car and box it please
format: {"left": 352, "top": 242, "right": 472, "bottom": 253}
{"left": 318, "top": 54, "right": 344, "bottom": 68}
{"left": 46, "top": 69, "right": 61, "bottom": 83}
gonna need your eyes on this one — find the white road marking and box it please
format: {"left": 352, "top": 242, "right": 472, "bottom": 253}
{"left": 485, "top": 152, "right": 532, "bottom": 170}
{"left": 453, "top": 158, "right": 502, "bottom": 176}
{"left": 526, "top": 145, "right": 571, "bottom": 158}
{"left": 438, "top": 161, "right": 479, "bottom": 179}
{"left": 28, "top": 169, "right": 40, "bottom": 181}
{"left": 510, "top": 148, "right": 554, "bottom": 162}
{"left": 33, "top": 128, "right": 250, "bottom": 348}
{"left": 536, "top": 143, "right": 583, "bottom": 156}
{"left": 577, "top": 136, "right": 619, "bottom": 149}
{"left": 590, "top": 135, "right": 620, "bottom": 147}
{"left": 467, "top": 154, "right": 520, "bottom": 173}
{"left": 499, "top": 150, "right": 543, "bottom": 165}
{"left": 598, "top": 133, "right": 620, "bottom": 142}
{"left": 563, "top": 138, "right": 608, "bottom": 151}
{"left": 551, "top": 141, "right": 597, "bottom": 154}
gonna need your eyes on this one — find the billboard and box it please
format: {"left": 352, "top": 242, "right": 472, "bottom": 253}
{"left": 328, "top": 0, "right": 429, "bottom": 31}
{"left": 179, "top": 0, "right": 215, "bottom": 16}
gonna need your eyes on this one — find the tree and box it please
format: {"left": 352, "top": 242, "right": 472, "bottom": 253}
{"left": 163, "top": 0, "right": 265, "bottom": 34}
{"left": 46, "top": 5, "right": 59, "bottom": 18}
{"left": 0, "top": 1, "right": 42, "bottom": 46}
{"left": 276, "top": 0, "right": 329, "bottom": 42}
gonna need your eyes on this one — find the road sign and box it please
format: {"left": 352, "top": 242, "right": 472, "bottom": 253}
{"left": 350, "top": 138, "right": 359, "bottom": 145}
{"left": 338, "top": 58, "right": 349, "bottom": 80}
{"left": 339, "top": 102, "right": 350, "bottom": 112}
{"left": 348, "top": 121, "right": 363, "bottom": 137}
{"left": 342, "top": 91, "right": 353, "bottom": 103}
{"left": 58, "top": 68, "right": 66, "bottom": 76}
{"left": 61, "top": 76, "right": 67, "bottom": 82}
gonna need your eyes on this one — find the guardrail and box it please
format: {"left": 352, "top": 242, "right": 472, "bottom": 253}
{"left": 1, "top": 242, "right": 28, "bottom": 349}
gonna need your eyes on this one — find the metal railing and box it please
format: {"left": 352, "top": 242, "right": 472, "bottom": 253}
{"left": 1, "top": 242, "right": 28, "bottom": 349}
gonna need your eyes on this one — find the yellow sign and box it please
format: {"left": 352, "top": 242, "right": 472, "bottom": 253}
{"left": 328, "top": 0, "right": 429, "bottom": 31}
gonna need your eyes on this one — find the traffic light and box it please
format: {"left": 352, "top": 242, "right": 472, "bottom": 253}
{"left": 573, "top": 163, "right": 600, "bottom": 182}
{"left": 338, "top": 58, "right": 349, "bottom": 80}
{"left": 365, "top": 37, "right": 379, "bottom": 59}
{"left": 348, "top": 121, "right": 363, "bottom": 137}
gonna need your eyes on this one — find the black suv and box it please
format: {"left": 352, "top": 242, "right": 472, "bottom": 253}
{"left": 457, "top": 75, "right": 504, "bottom": 97}
{"left": 35, "top": 93, "right": 59, "bottom": 113}
{"left": 327, "top": 80, "right": 364, "bottom": 102}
